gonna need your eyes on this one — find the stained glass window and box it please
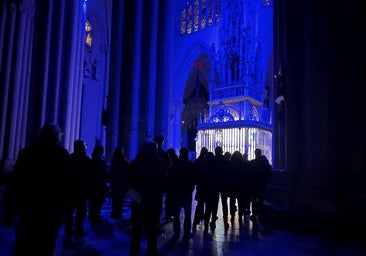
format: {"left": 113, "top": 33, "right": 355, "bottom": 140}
{"left": 263, "top": 0, "right": 271, "bottom": 7}
{"left": 215, "top": 0, "right": 220, "bottom": 23}
{"left": 181, "top": 9, "right": 187, "bottom": 34}
{"left": 201, "top": 0, "right": 206, "bottom": 29}
{"left": 208, "top": 0, "right": 213, "bottom": 25}
{"left": 187, "top": 5, "right": 193, "bottom": 34}
{"left": 194, "top": 0, "right": 199, "bottom": 32}
{"left": 180, "top": 0, "right": 221, "bottom": 35}
{"left": 85, "top": 19, "right": 92, "bottom": 52}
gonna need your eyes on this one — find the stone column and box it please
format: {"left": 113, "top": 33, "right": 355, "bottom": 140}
{"left": 0, "top": 1, "right": 35, "bottom": 170}
{"left": 129, "top": 0, "right": 143, "bottom": 157}
{"left": 62, "top": 0, "right": 85, "bottom": 149}
{"left": 146, "top": 0, "right": 159, "bottom": 142}
{"left": 0, "top": 2, "right": 19, "bottom": 167}
{"left": 106, "top": 0, "right": 124, "bottom": 160}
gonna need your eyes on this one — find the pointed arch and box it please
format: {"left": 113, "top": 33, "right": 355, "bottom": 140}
{"left": 169, "top": 40, "right": 214, "bottom": 149}
{"left": 173, "top": 40, "right": 211, "bottom": 103}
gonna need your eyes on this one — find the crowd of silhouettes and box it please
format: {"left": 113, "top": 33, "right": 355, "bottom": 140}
{"left": 1, "top": 124, "right": 273, "bottom": 256}
{"left": 192, "top": 146, "right": 272, "bottom": 232}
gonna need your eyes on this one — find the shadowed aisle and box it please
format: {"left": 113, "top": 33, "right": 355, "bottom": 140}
{"left": 1, "top": 196, "right": 365, "bottom": 256}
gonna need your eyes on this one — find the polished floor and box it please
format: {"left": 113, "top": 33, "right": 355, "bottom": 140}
{"left": 1, "top": 196, "right": 365, "bottom": 256}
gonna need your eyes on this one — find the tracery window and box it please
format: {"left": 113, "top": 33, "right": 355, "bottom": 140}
{"left": 187, "top": 4, "right": 193, "bottom": 34}
{"left": 181, "top": 9, "right": 187, "bottom": 34}
{"left": 194, "top": 0, "right": 199, "bottom": 32}
{"left": 263, "top": 0, "right": 271, "bottom": 7}
{"left": 201, "top": 0, "right": 206, "bottom": 29}
{"left": 180, "top": 0, "right": 221, "bottom": 35}
{"left": 215, "top": 0, "right": 220, "bottom": 23}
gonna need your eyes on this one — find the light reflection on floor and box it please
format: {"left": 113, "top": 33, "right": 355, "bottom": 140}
{"left": 0, "top": 196, "right": 366, "bottom": 256}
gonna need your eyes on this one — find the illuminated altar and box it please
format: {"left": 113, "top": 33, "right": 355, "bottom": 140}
{"left": 195, "top": 0, "right": 273, "bottom": 162}
{"left": 196, "top": 84, "right": 273, "bottom": 162}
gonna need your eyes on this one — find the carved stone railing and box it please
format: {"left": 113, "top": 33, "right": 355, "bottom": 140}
{"left": 210, "top": 83, "right": 263, "bottom": 103}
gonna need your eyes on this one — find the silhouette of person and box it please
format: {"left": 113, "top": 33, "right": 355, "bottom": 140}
{"left": 249, "top": 148, "right": 272, "bottom": 222}
{"left": 165, "top": 148, "right": 178, "bottom": 222}
{"left": 128, "top": 141, "right": 167, "bottom": 256}
{"left": 192, "top": 146, "right": 208, "bottom": 228}
{"left": 214, "top": 146, "right": 231, "bottom": 230}
{"left": 223, "top": 151, "right": 238, "bottom": 224}
{"left": 238, "top": 152, "right": 252, "bottom": 223}
{"left": 11, "top": 123, "right": 69, "bottom": 256}
{"left": 63, "top": 139, "right": 92, "bottom": 244}
{"left": 88, "top": 145, "right": 108, "bottom": 223}
{"left": 153, "top": 134, "right": 172, "bottom": 232}
{"left": 154, "top": 134, "right": 171, "bottom": 171}
{"left": 200, "top": 151, "right": 220, "bottom": 232}
{"left": 225, "top": 151, "right": 249, "bottom": 225}
{"left": 110, "top": 147, "right": 130, "bottom": 220}
{"left": 169, "top": 147, "right": 195, "bottom": 240}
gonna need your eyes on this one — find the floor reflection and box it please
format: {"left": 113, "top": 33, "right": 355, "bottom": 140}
{"left": 1, "top": 196, "right": 366, "bottom": 256}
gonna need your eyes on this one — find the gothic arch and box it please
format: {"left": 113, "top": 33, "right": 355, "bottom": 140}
{"left": 172, "top": 40, "right": 213, "bottom": 152}
{"left": 173, "top": 40, "right": 211, "bottom": 102}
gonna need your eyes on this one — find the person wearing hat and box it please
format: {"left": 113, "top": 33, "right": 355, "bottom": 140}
{"left": 10, "top": 123, "right": 69, "bottom": 256}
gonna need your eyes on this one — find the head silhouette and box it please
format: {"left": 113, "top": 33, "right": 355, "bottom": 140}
{"left": 154, "top": 134, "right": 164, "bottom": 147}
{"left": 179, "top": 147, "right": 189, "bottom": 160}
{"left": 40, "top": 123, "right": 63, "bottom": 144}
{"left": 214, "top": 146, "right": 223, "bottom": 156}
{"left": 255, "top": 148, "right": 262, "bottom": 158}
{"left": 74, "top": 139, "right": 87, "bottom": 155}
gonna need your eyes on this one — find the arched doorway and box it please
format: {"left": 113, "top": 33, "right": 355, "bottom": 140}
{"left": 181, "top": 53, "right": 210, "bottom": 154}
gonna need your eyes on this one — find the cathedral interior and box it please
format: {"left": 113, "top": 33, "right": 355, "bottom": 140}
{"left": 0, "top": 0, "right": 365, "bottom": 255}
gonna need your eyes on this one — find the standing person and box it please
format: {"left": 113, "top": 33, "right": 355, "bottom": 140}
{"left": 201, "top": 152, "right": 220, "bottom": 232}
{"left": 153, "top": 135, "right": 172, "bottom": 228}
{"left": 226, "top": 151, "right": 248, "bottom": 225}
{"left": 249, "top": 148, "right": 272, "bottom": 222}
{"left": 192, "top": 147, "right": 208, "bottom": 229}
{"left": 169, "top": 147, "right": 195, "bottom": 240}
{"left": 11, "top": 123, "right": 69, "bottom": 256}
{"left": 128, "top": 141, "right": 167, "bottom": 256}
{"left": 165, "top": 148, "right": 179, "bottom": 222}
{"left": 63, "top": 139, "right": 92, "bottom": 245}
{"left": 214, "top": 146, "right": 231, "bottom": 230}
{"left": 223, "top": 151, "right": 238, "bottom": 224}
{"left": 110, "top": 147, "right": 130, "bottom": 220}
{"left": 154, "top": 135, "right": 171, "bottom": 171}
{"left": 239, "top": 152, "right": 252, "bottom": 222}
{"left": 88, "top": 145, "right": 108, "bottom": 223}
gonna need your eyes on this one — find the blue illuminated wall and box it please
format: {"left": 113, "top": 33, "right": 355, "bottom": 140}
{"left": 79, "top": 0, "right": 112, "bottom": 157}
{"left": 0, "top": 0, "right": 274, "bottom": 162}
{"left": 166, "top": 0, "right": 273, "bottom": 160}
{"left": 70, "top": 0, "right": 274, "bottom": 161}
